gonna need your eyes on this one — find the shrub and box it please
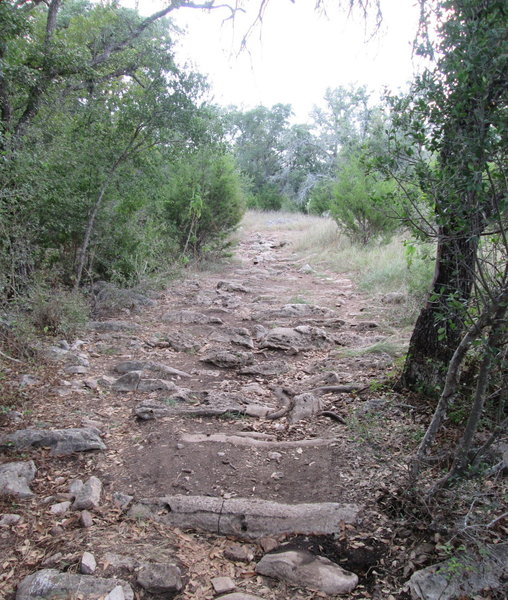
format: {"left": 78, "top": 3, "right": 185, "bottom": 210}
{"left": 28, "top": 286, "right": 90, "bottom": 338}
{"left": 330, "top": 155, "right": 399, "bottom": 245}
{"left": 164, "top": 150, "right": 245, "bottom": 256}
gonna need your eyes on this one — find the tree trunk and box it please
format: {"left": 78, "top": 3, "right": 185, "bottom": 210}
{"left": 400, "top": 227, "right": 480, "bottom": 396}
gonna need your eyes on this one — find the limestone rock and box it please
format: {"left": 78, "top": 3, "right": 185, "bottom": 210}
{"left": 217, "top": 280, "right": 250, "bottom": 293}
{"left": 113, "top": 361, "right": 146, "bottom": 373}
{"left": 407, "top": 543, "right": 508, "bottom": 600}
{"left": 0, "top": 461, "right": 36, "bottom": 498}
{"left": 105, "top": 585, "right": 125, "bottom": 600}
{"left": 299, "top": 263, "right": 316, "bottom": 274}
{"left": 259, "top": 326, "right": 332, "bottom": 353}
{"left": 201, "top": 349, "right": 253, "bottom": 369}
{"left": 166, "top": 332, "right": 201, "bottom": 352}
{"left": 239, "top": 360, "right": 289, "bottom": 377}
{"left": 113, "top": 492, "right": 133, "bottom": 510}
{"left": 289, "top": 393, "right": 324, "bottom": 423}
{"left": 73, "top": 476, "right": 102, "bottom": 510}
{"left": 98, "top": 375, "right": 116, "bottom": 388}
{"left": 103, "top": 553, "right": 138, "bottom": 571}
{"left": 49, "top": 501, "right": 71, "bottom": 515}
{"left": 0, "top": 428, "right": 106, "bottom": 456}
{"left": 0, "top": 513, "right": 22, "bottom": 527}
{"left": 137, "top": 563, "right": 183, "bottom": 595}
{"left": 256, "top": 550, "right": 358, "bottom": 594}
{"left": 80, "top": 510, "right": 93, "bottom": 528}
{"left": 163, "top": 310, "right": 223, "bottom": 325}
{"left": 19, "top": 374, "right": 39, "bottom": 386}
{"left": 224, "top": 544, "right": 255, "bottom": 563}
{"left": 69, "top": 479, "right": 84, "bottom": 496}
{"left": 80, "top": 551, "right": 97, "bottom": 574}
{"left": 137, "top": 378, "right": 177, "bottom": 392}
{"left": 134, "top": 397, "right": 247, "bottom": 420}
{"left": 211, "top": 576, "right": 235, "bottom": 594}
{"left": 16, "top": 569, "right": 134, "bottom": 600}
{"left": 265, "top": 304, "right": 337, "bottom": 319}
{"left": 112, "top": 371, "right": 141, "bottom": 392}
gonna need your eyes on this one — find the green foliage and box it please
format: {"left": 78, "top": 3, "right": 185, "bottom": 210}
{"left": 164, "top": 150, "right": 245, "bottom": 256}
{"left": 0, "top": 0, "right": 231, "bottom": 296}
{"left": 306, "top": 180, "right": 335, "bottom": 215}
{"left": 246, "top": 182, "right": 284, "bottom": 211}
{"left": 329, "top": 154, "right": 399, "bottom": 245}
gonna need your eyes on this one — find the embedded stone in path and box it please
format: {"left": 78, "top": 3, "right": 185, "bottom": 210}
{"left": 113, "top": 361, "right": 191, "bottom": 379}
{"left": 163, "top": 310, "right": 223, "bottom": 325}
{"left": 16, "top": 569, "right": 133, "bottom": 600}
{"left": 239, "top": 360, "right": 289, "bottom": 376}
{"left": 259, "top": 326, "right": 333, "bottom": 353}
{"left": 137, "top": 562, "right": 183, "bottom": 595}
{"left": 0, "top": 427, "right": 106, "bottom": 456}
{"left": 217, "top": 280, "right": 250, "bottom": 293}
{"left": 166, "top": 331, "right": 202, "bottom": 352}
{"left": 201, "top": 349, "right": 254, "bottom": 369}
{"left": 128, "top": 495, "right": 360, "bottom": 539}
{"left": 179, "top": 432, "right": 336, "bottom": 448}
{"left": 288, "top": 393, "right": 324, "bottom": 423}
{"left": 0, "top": 461, "right": 36, "bottom": 498}
{"left": 256, "top": 550, "right": 358, "bottom": 595}
{"left": 263, "top": 304, "right": 337, "bottom": 320}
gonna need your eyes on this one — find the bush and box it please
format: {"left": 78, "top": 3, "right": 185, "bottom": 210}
{"left": 28, "top": 285, "right": 90, "bottom": 338}
{"left": 164, "top": 150, "right": 245, "bottom": 256}
{"left": 306, "top": 179, "right": 335, "bottom": 215}
{"left": 329, "top": 155, "right": 400, "bottom": 245}
{"left": 246, "top": 183, "right": 285, "bottom": 211}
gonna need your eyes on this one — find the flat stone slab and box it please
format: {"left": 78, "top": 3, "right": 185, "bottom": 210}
{"left": 179, "top": 433, "right": 337, "bottom": 448}
{"left": 113, "top": 361, "right": 191, "bottom": 379}
{"left": 256, "top": 550, "right": 358, "bottom": 594}
{"left": 162, "top": 310, "right": 223, "bottom": 325}
{"left": 259, "top": 326, "right": 333, "bottom": 352}
{"left": 16, "top": 569, "right": 133, "bottom": 600}
{"left": 262, "top": 304, "right": 338, "bottom": 320}
{"left": 128, "top": 495, "right": 360, "bottom": 539}
{"left": 0, "top": 428, "right": 106, "bottom": 455}
{"left": 0, "top": 461, "right": 36, "bottom": 498}
{"left": 200, "top": 349, "right": 254, "bottom": 369}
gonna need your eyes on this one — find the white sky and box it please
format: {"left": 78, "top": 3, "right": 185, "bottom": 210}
{"left": 130, "top": 1, "right": 422, "bottom": 123}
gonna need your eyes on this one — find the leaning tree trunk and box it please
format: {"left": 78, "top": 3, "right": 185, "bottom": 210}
{"left": 400, "top": 225, "right": 480, "bottom": 396}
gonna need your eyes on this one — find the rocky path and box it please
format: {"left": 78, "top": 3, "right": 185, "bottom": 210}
{"left": 0, "top": 219, "right": 428, "bottom": 599}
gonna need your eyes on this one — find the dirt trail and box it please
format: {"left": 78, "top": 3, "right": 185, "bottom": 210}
{"left": 1, "top": 217, "right": 421, "bottom": 599}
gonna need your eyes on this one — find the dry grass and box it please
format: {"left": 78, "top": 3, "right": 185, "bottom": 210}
{"left": 239, "top": 210, "right": 434, "bottom": 303}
